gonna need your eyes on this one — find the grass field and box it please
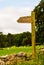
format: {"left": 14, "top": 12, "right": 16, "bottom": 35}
{"left": 0, "top": 45, "right": 44, "bottom": 56}
{"left": 0, "top": 45, "right": 44, "bottom": 65}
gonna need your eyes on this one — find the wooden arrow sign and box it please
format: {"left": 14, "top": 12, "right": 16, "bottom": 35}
{"left": 17, "top": 11, "right": 36, "bottom": 59}
{"left": 17, "top": 16, "right": 32, "bottom": 23}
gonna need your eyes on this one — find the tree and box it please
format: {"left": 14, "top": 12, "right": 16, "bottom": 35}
{"left": 34, "top": 0, "right": 44, "bottom": 44}
{"left": 0, "top": 32, "right": 3, "bottom": 47}
{"left": 22, "top": 37, "right": 31, "bottom": 46}
{"left": 22, "top": 32, "right": 31, "bottom": 46}
{"left": 7, "top": 33, "right": 13, "bottom": 46}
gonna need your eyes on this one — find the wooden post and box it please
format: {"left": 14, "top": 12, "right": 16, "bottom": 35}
{"left": 31, "top": 11, "right": 36, "bottom": 59}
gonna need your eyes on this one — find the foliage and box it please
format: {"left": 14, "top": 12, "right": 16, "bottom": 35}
{"left": 0, "top": 31, "right": 43, "bottom": 47}
{"left": 22, "top": 37, "right": 31, "bottom": 46}
{"left": 34, "top": 0, "right": 44, "bottom": 44}
{"left": 0, "top": 32, "right": 31, "bottom": 47}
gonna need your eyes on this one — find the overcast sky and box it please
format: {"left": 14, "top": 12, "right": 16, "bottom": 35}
{"left": 0, "top": 0, "right": 41, "bottom": 34}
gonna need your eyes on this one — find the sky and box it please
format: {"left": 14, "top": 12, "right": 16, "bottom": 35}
{"left": 0, "top": 0, "right": 41, "bottom": 34}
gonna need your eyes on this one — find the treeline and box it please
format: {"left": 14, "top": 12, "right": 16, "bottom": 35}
{"left": 0, "top": 32, "right": 31, "bottom": 48}
{"left": 0, "top": 31, "right": 44, "bottom": 48}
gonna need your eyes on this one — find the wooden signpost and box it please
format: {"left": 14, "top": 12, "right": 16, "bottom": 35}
{"left": 17, "top": 11, "right": 36, "bottom": 58}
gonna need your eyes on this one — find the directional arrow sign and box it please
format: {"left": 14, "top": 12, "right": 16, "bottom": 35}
{"left": 17, "top": 11, "right": 36, "bottom": 58}
{"left": 17, "top": 16, "right": 32, "bottom": 23}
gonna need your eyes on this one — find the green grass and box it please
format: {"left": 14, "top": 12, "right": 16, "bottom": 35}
{"left": 0, "top": 45, "right": 44, "bottom": 65}
{"left": 0, "top": 45, "right": 44, "bottom": 56}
